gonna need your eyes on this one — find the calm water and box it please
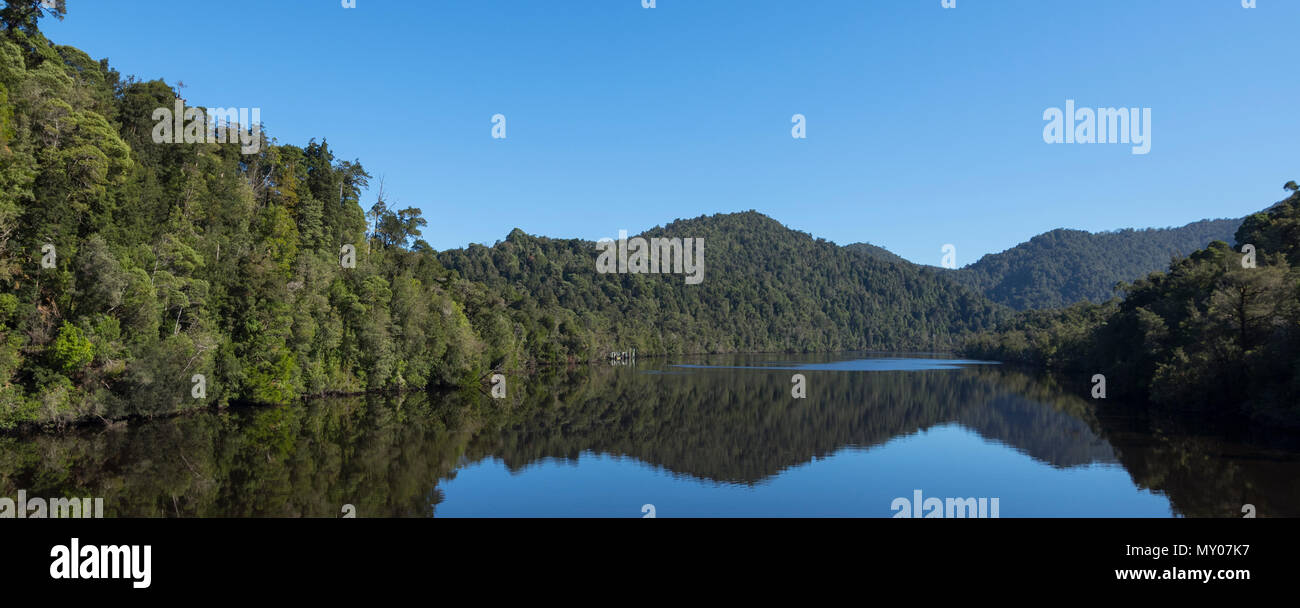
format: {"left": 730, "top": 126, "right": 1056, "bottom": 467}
{"left": 2, "top": 353, "right": 1297, "bottom": 517}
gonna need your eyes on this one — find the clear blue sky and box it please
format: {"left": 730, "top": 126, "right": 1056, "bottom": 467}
{"left": 44, "top": 0, "right": 1300, "bottom": 266}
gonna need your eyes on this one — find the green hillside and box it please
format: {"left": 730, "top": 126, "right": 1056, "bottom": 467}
{"left": 438, "top": 212, "right": 1006, "bottom": 360}
{"left": 951, "top": 219, "right": 1242, "bottom": 310}
{"left": 963, "top": 185, "right": 1300, "bottom": 426}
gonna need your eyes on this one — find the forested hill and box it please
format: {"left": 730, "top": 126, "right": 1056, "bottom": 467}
{"left": 438, "top": 211, "right": 1007, "bottom": 358}
{"left": 950, "top": 218, "right": 1241, "bottom": 310}
{"left": 963, "top": 185, "right": 1300, "bottom": 426}
{"left": 0, "top": 9, "right": 542, "bottom": 428}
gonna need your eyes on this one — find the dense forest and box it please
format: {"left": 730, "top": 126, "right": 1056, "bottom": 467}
{"left": 0, "top": 4, "right": 530, "bottom": 428}
{"left": 949, "top": 218, "right": 1242, "bottom": 310}
{"left": 963, "top": 185, "right": 1300, "bottom": 427}
{"left": 437, "top": 211, "right": 1006, "bottom": 362}
{"left": 0, "top": 5, "right": 1004, "bottom": 429}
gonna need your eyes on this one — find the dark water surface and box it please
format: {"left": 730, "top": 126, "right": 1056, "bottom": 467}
{"left": 2, "top": 353, "right": 1297, "bottom": 517}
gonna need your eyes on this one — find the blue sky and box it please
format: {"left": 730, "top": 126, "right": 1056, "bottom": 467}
{"left": 44, "top": 0, "right": 1300, "bottom": 266}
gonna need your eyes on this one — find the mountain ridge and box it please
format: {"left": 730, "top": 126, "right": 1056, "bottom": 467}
{"left": 438, "top": 209, "right": 1007, "bottom": 358}
{"left": 472, "top": 211, "right": 1244, "bottom": 317}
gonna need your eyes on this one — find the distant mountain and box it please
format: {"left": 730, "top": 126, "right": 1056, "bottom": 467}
{"left": 439, "top": 211, "right": 1006, "bottom": 356}
{"left": 949, "top": 218, "right": 1242, "bottom": 310}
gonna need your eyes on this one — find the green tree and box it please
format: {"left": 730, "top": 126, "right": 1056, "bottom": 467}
{"left": 49, "top": 322, "right": 92, "bottom": 373}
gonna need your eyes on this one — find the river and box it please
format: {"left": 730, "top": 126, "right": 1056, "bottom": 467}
{"left": 2, "top": 353, "right": 1296, "bottom": 517}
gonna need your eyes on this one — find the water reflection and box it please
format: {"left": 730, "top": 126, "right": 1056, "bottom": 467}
{"left": 1, "top": 354, "right": 1296, "bottom": 517}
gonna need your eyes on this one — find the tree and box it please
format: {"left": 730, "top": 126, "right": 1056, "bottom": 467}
{"left": 1210, "top": 266, "right": 1289, "bottom": 353}
{"left": 1, "top": 0, "right": 64, "bottom": 35}
{"left": 368, "top": 183, "right": 387, "bottom": 252}
{"left": 49, "top": 322, "right": 92, "bottom": 373}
